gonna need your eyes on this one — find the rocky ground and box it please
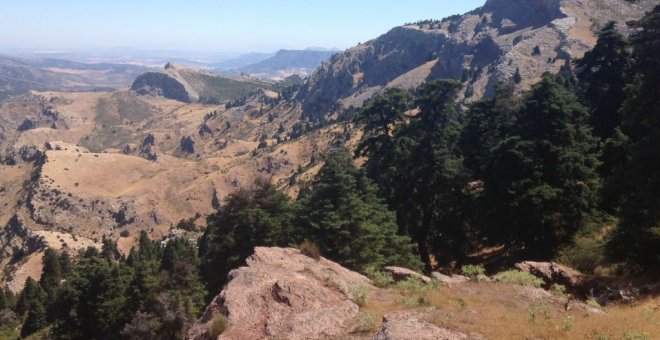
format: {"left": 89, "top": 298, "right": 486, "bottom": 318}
{"left": 187, "top": 247, "right": 660, "bottom": 340}
{"left": 0, "top": 88, "right": 349, "bottom": 290}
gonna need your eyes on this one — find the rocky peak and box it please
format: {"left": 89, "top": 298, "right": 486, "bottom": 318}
{"left": 298, "top": 0, "right": 656, "bottom": 120}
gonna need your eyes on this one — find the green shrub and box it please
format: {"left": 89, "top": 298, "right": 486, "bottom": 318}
{"left": 350, "top": 285, "right": 370, "bottom": 307}
{"left": 586, "top": 298, "right": 602, "bottom": 309}
{"left": 623, "top": 329, "right": 650, "bottom": 340}
{"left": 550, "top": 284, "right": 570, "bottom": 298}
{"left": 300, "top": 240, "right": 320, "bottom": 260}
{"left": 556, "top": 237, "right": 606, "bottom": 274}
{"left": 527, "top": 301, "right": 551, "bottom": 323}
{"left": 364, "top": 267, "right": 395, "bottom": 288}
{"left": 495, "top": 270, "right": 544, "bottom": 288}
{"left": 395, "top": 278, "right": 440, "bottom": 309}
{"left": 460, "top": 264, "right": 486, "bottom": 280}
{"left": 209, "top": 312, "right": 228, "bottom": 337}
{"left": 354, "top": 311, "right": 378, "bottom": 333}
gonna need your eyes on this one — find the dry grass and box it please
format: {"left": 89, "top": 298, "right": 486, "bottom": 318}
{"left": 361, "top": 281, "right": 660, "bottom": 339}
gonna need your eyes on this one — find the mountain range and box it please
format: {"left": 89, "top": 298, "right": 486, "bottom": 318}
{"left": 0, "top": 0, "right": 656, "bottom": 299}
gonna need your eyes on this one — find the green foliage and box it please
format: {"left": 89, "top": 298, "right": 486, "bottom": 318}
{"left": 586, "top": 298, "right": 602, "bottom": 309}
{"left": 623, "top": 329, "right": 650, "bottom": 340}
{"left": 555, "top": 236, "right": 606, "bottom": 274}
{"left": 483, "top": 74, "right": 601, "bottom": 258}
{"left": 199, "top": 178, "right": 295, "bottom": 296}
{"left": 21, "top": 301, "right": 47, "bottom": 337}
{"left": 607, "top": 5, "right": 660, "bottom": 267}
{"left": 364, "top": 268, "right": 395, "bottom": 288}
{"left": 356, "top": 80, "right": 469, "bottom": 268}
{"left": 575, "top": 22, "right": 632, "bottom": 140}
{"left": 460, "top": 264, "right": 485, "bottom": 280}
{"left": 549, "top": 284, "right": 570, "bottom": 299}
{"left": 395, "top": 278, "right": 439, "bottom": 308}
{"left": 495, "top": 270, "right": 544, "bottom": 288}
{"left": 295, "top": 150, "right": 420, "bottom": 272}
{"left": 349, "top": 285, "right": 370, "bottom": 307}
{"left": 527, "top": 301, "right": 551, "bottom": 323}
{"left": 208, "top": 312, "right": 228, "bottom": 337}
{"left": 354, "top": 311, "right": 378, "bottom": 333}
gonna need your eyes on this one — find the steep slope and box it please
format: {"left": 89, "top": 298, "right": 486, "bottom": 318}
{"left": 131, "top": 62, "right": 271, "bottom": 103}
{"left": 298, "top": 0, "right": 656, "bottom": 120}
{"left": 221, "top": 49, "right": 339, "bottom": 79}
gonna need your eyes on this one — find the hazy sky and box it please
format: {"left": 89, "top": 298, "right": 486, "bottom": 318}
{"left": 0, "top": 0, "right": 485, "bottom": 54}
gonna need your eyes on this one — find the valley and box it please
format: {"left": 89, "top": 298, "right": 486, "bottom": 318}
{"left": 0, "top": 0, "right": 659, "bottom": 338}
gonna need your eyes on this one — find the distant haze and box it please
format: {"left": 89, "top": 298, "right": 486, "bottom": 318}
{"left": 0, "top": 0, "right": 484, "bottom": 55}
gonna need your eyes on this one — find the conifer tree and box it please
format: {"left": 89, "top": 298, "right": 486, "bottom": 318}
{"left": 483, "top": 74, "right": 601, "bottom": 258}
{"left": 576, "top": 22, "right": 631, "bottom": 140}
{"left": 608, "top": 5, "right": 660, "bottom": 266}
{"left": 199, "top": 178, "right": 295, "bottom": 296}
{"left": 296, "top": 149, "right": 420, "bottom": 271}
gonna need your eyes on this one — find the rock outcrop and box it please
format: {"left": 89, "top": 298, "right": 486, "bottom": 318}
{"left": 298, "top": 0, "right": 656, "bottom": 120}
{"left": 383, "top": 266, "right": 432, "bottom": 284}
{"left": 187, "top": 247, "right": 373, "bottom": 340}
{"left": 131, "top": 62, "right": 268, "bottom": 104}
{"left": 515, "top": 261, "right": 587, "bottom": 290}
{"left": 374, "top": 310, "right": 469, "bottom": 340}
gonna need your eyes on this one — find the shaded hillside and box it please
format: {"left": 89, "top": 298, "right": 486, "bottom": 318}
{"left": 298, "top": 0, "right": 656, "bottom": 120}
{"left": 132, "top": 62, "right": 271, "bottom": 103}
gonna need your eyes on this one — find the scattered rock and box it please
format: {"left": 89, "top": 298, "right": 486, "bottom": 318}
{"left": 374, "top": 310, "right": 469, "bottom": 340}
{"left": 515, "top": 261, "right": 587, "bottom": 290}
{"left": 383, "top": 266, "right": 431, "bottom": 284}
{"left": 431, "top": 272, "right": 470, "bottom": 285}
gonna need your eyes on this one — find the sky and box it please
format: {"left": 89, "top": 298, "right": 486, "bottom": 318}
{"left": 0, "top": 0, "right": 485, "bottom": 55}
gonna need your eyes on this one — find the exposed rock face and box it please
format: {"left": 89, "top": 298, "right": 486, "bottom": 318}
{"left": 431, "top": 272, "right": 470, "bottom": 285}
{"left": 383, "top": 266, "right": 432, "bottom": 284}
{"left": 131, "top": 62, "right": 268, "bottom": 104}
{"left": 188, "top": 247, "right": 373, "bottom": 340}
{"left": 515, "top": 261, "right": 587, "bottom": 289}
{"left": 131, "top": 71, "right": 197, "bottom": 103}
{"left": 298, "top": 0, "right": 656, "bottom": 120}
{"left": 374, "top": 310, "right": 469, "bottom": 340}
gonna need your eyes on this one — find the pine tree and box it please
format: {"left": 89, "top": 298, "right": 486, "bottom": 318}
{"left": 483, "top": 74, "right": 601, "bottom": 258}
{"left": 608, "top": 5, "right": 660, "bottom": 266}
{"left": 199, "top": 178, "right": 295, "bottom": 296}
{"left": 575, "top": 21, "right": 632, "bottom": 140}
{"left": 21, "top": 299, "right": 47, "bottom": 337}
{"left": 296, "top": 149, "right": 420, "bottom": 271}
{"left": 15, "top": 277, "right": 46, "bottom": 316}
{"left": 40, "top": 248, "right": 62, "bottom": 297}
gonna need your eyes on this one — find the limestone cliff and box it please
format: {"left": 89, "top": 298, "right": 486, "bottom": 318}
{"left": 298, "top": 0, "right": 657, "bottom": 120}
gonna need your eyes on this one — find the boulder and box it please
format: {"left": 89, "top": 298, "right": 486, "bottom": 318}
{"left": 383, "top": 266, "right": 431, "bottom": 284}
{"left": 187, "top": 247, "right": 373, "bottom": 340}
{"left": 514, "top": 261, "right": 586, "bottom": 289}
{"left": 374, "top": 310, "right": 469, "bottom": 340}
{"left": 431, "top": 272, "right": 470, "bottom": 285}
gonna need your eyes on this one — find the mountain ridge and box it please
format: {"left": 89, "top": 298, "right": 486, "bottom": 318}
{"left": 297, "top": 0, "right": 656, "bottom": 120}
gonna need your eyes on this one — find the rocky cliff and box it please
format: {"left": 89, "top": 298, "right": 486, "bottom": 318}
{"left": 298, "top": 0, "right": 657, "bottom": 120}
{"left": 131, "top": 63, "right": 269, "bottom": 104}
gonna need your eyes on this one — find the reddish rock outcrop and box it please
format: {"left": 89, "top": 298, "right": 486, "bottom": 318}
{"left": 383, "top": 266, "right": 431, "bottom": 284}
{"left": 374, "top": 310, "right": 469, "bottom": 340}
{"left": 187, "top": 247, "right": 373, "bottom": 340}
{"left": 514, "top": 261, "right": 587, "bottom": 289}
